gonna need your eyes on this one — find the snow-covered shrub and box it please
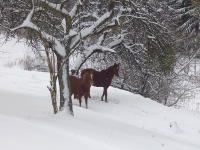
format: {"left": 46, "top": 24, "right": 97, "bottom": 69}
{"left": 5, "top": 53, "right": 47, "bottom": 72}
{"left": 18, "top": 54, "right": 47, "bottom": 72}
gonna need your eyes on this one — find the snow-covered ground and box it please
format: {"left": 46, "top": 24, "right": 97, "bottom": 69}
{"left": 0, "top": 39, "right": 31, "bottom": 68}
{"left": 1, "top": 40, "right": 200, "bottom": 150}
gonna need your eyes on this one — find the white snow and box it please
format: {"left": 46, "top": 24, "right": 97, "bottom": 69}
{"left": 1, "top": 41, "right": 200, "bottom": 150}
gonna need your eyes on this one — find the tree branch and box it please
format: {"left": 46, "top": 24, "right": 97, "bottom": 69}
{"left": 10, "top": 4, "right": 66, "bottom": 57}
{"left": 70, "top": 10, "right": 116, "bottom": 50}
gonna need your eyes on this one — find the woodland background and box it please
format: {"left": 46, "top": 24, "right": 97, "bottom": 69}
{"left": 1, "top": 0, "right": 200, "bottom": 113}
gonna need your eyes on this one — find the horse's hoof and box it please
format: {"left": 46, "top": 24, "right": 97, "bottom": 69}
{"left": 59, "top": 107, "right": 64, "bottom": 111}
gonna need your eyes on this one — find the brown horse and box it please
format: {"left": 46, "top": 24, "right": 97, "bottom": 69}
{"left": 69, "top": 72, "right": 93, "bottom": 108}
{"left": 81, "top": 63, "right": 120, "bottom": 102}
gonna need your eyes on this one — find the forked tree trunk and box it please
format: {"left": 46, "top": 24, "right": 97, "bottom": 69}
{"left": 45, "top": 50, "right": 73, "bottom": 115}
{"left": 44, "top": 45, "right": 58, "bottom": 114}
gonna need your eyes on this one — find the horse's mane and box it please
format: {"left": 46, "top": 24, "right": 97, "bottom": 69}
{"left": 100, "top": 64, "right": 115, "bottom": 74}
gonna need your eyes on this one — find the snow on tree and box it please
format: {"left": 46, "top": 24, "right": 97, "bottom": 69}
{"left": 0, "top": 0, "right": 121, "bottom": 115}
{"left": 83, "top": 0, "right": 176, "bottom": 105}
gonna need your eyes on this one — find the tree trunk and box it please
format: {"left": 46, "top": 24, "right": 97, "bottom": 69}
{"left": 140, "top": 73, "right": 149, "bottom": 97}
{"left": 158, "top": 77, "right": 170, "bottom": 105}
{"left": 57, "top": 56, "right": 65, "bottom": 111}
{"left": 65, "top": 59, "right": 73, "bottom": 115}
{"left": 57, "top": 56, "right": 73, "bottom": 115}
{"left": 47, "top": 80, "right": 58, "bottom": 114}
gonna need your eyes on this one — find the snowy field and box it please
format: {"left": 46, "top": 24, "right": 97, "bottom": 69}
{"left": 0, "top": 40, "right": 200, "bottom": 150}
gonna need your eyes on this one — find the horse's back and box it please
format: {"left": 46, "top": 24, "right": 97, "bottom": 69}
{"left": 81, "top": 68, "right": 109, "bottom": 87}
{"left": 81, "top": 68, "right": 96, "bottom": 77}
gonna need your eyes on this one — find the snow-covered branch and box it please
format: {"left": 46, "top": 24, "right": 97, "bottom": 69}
{"left": 11, "top": 6, "right": 66, "bottom": 57}
{"left": 108, "top": 36, "right": 123, "bottom": 48}
{"left": 69, "top": 2, "right": 81, "bottom": 19}
{"left": 120, "top": 15, "right": 167, "bottom": 30}
{"left": 70, "top": 10, "right": 116, "bottom": 49}
{"left": 81, "top": 11, "right": 114, "bottom": 39}
{"left": 72, "top": 44, "right": 116, "bottom": 73}
{"left": 95, "top": 20, "right": 119, "bottom": 35}
{"left": 72, "top": 34, "right": 124, "bottom": 73}
{"left": 175, "top": 48, "right": 200, "bottom": 75}
{"left": 40, "top": 0, "right": 68, "bottom": 16}
{"left": 40, "top": 0, "right": 81, "bottom": 19}
{"left": 86, "top": 44, "right": 116, "bottom": 54}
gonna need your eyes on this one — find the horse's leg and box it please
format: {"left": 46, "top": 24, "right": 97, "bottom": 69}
{"left": 101, "top": 87, "right": 105, "bottom": 101}
{"left": 79, "top": 96, "right": 82, "bottom": 107}
{"left": 105, "top": 87, "right": 108, "bottom": 103}
{"left": 88, "top": 88, "right": 91, "bottom": 98}
{"left": 84, "top": 95, "right": 88, "bottom": 109}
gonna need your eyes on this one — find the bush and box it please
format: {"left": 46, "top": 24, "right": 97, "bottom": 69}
{"left": 5, "top": 54, "right": 48, "bottom": 72}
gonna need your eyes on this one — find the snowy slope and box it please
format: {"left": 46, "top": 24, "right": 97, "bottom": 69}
{"left": 0, "top": 67, "right": 200, "bottom": 150}
{"left": 1, "top": 41, "right": 200, "bottom": 150}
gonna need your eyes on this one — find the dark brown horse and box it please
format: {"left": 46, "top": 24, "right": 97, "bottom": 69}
{"left": 81, "top": 63, "right": 119, "bottom": 102}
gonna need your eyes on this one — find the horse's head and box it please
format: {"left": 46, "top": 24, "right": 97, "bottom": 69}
{"left": 90, "top": 73, "right": 94, "bottom": 85}
{"left": 113, "top": 63, "right": 120, "bottom": 77}
{"left": 82, "top": 72, "right": 93, "bottom": 86}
